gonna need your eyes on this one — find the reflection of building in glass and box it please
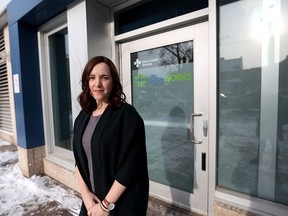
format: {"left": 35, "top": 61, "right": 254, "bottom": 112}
{"left": 132, "top": 41, "right": 193, "bottom": 119}
{"left": 219, "top": 53, "right": 288, "bottom": 207}
{"left": 220, "top": 55, "right": 288, "bottom": 112}
{"left": 219, "top": 57, "right": 243, "bottom": 98}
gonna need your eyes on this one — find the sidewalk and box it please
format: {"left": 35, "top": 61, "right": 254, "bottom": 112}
{"left": 0, "top": 139, "right": 199, "bottom": 216}
{"left": 0, "top": 140, "right": 81, "bottom": 215}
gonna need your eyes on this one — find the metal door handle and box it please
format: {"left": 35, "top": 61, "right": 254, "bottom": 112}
{"left": 190, "top": 113, "right": 203, "bottom": 144}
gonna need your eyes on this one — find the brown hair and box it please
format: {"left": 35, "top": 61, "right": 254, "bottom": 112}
{"left": 78, "top": 56, "right": 126, "bottom": 113}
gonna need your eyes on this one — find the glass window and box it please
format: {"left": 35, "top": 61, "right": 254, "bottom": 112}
{"left": 131, "top": 41, "right": 194, "bottom": 193}
{"left": 218, "top": 0, "right": 288, "bottom": 206}
{"left": 115, "top": 0, "right": 208, "bottom": 35}
{"left": 48, "top": 27, "right": 73, "bottom": 150}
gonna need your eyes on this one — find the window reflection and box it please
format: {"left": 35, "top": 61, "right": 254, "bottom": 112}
{"left": 218, "top": 0, "right": 288, "bottom": 205}
{"left": 49, "top": 28, "right": 73, "bottom": 150}
{"left": 131, "top": 41, "right": 194, "bottom": 194}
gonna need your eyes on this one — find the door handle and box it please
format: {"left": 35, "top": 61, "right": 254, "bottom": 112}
{"left": 190, "top": 113, "right": 203, "bottom": 144}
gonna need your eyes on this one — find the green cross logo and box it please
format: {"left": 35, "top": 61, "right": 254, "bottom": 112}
{"left": 134, "top": 73, "right": 147, "bottom": 88}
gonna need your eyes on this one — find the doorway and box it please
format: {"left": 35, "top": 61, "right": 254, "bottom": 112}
{"left": 120, "top": 22, "right": 209, "bottom": 215}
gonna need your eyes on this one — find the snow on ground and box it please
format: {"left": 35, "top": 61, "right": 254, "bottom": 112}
{"left": 0, "top": 140, "right": 11, "bottom": 147}
{"left": 0, "top": 140, "right": 81, "bottom": 216}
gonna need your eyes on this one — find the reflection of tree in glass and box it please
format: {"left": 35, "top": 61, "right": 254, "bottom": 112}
{"left": 159, "top": 42, "right": 193, "bottom": 66}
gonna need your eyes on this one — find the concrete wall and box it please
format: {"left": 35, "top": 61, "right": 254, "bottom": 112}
{"left": 43, "top": 158, "right": 80, "bottom": 193}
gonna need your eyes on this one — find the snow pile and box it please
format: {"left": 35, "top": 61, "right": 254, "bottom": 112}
{"left": 0, "top": 140, "right": 11, "bottom": 147}
{"left": 0, "top": 141, "right": 81, "bottom": 216}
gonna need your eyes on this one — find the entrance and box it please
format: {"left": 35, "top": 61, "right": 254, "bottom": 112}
{"left": 120, "top": 22, "right": 209, "bottom": 215}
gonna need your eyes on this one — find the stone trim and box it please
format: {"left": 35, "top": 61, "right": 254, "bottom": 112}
{"left": 17, "top": 145, "right": 45, "bottom": 177}
{"left": 214, "top": 200, "right": 260, "bottom": 216}
{"left": 43, "top": 158, "right": 80, "bottom": 193}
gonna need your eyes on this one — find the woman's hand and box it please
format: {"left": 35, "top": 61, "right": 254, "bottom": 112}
{"left": 83, "top": 191, "right": 101, "bottom": 210}
{"left": 75, "top": 167, "right": 101, "bottom": 210}
{"left": 87, "top": 203, "right": 109, "bottom": 216}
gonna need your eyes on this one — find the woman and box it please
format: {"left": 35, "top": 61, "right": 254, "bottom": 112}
{"left": 73, "top": 56, "right": 149, "bottom": 216}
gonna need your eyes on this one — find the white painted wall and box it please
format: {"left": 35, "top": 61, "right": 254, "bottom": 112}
{"left": 67, "top": 1, "right": 89, "bottom": 121}
{"left": 86, "top": 0, "right": 111, "bottom": 59}
{"left": 68, "top": 0, "right": 112, "bottom": 122}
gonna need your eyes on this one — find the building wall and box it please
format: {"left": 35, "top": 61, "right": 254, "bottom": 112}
{"left": 0, "top": 10, "right": 16, "bottom": 145}
{"left": 67, "top": 0, "right": 112, "bottom": 122}
{"left": 5, "top": 0, "right": 288, "bottom": 215}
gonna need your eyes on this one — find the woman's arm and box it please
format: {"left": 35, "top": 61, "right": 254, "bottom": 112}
{"left": 75, "top": 166, "right": 100, "bottom": 209}
{"left": 87, "top": 180, "right": 126, "bottom": 216}
{"left": 104, "top": 180, "right": 126, "bottom": 205}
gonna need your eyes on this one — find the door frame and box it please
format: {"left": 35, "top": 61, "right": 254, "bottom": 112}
{"left": 119, "top": 22, "right": 209, "bottom": 215}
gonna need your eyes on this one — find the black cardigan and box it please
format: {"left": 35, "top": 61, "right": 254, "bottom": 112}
{"left": 73, "top": 103, "right": 149, "bottom": 216}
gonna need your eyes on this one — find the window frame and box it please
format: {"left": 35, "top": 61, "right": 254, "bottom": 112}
{"left": 215, "top": 0, "right": 288, "bottom": 215}
{"left": 38, "top": 12, "right": 74, "bottom": 168}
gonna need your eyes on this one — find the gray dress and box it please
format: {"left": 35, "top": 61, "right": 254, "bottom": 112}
{"left": 82, "top": 114, "right": 101, "bottom": 192}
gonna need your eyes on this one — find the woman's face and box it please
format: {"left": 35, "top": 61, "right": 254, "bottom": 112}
{"left": 89, "top": 62, "right": 113, "bottom": 104}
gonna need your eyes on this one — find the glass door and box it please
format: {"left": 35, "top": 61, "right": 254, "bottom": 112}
{"left": 120, "top": 22, "right": 209, "bottom": 214}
